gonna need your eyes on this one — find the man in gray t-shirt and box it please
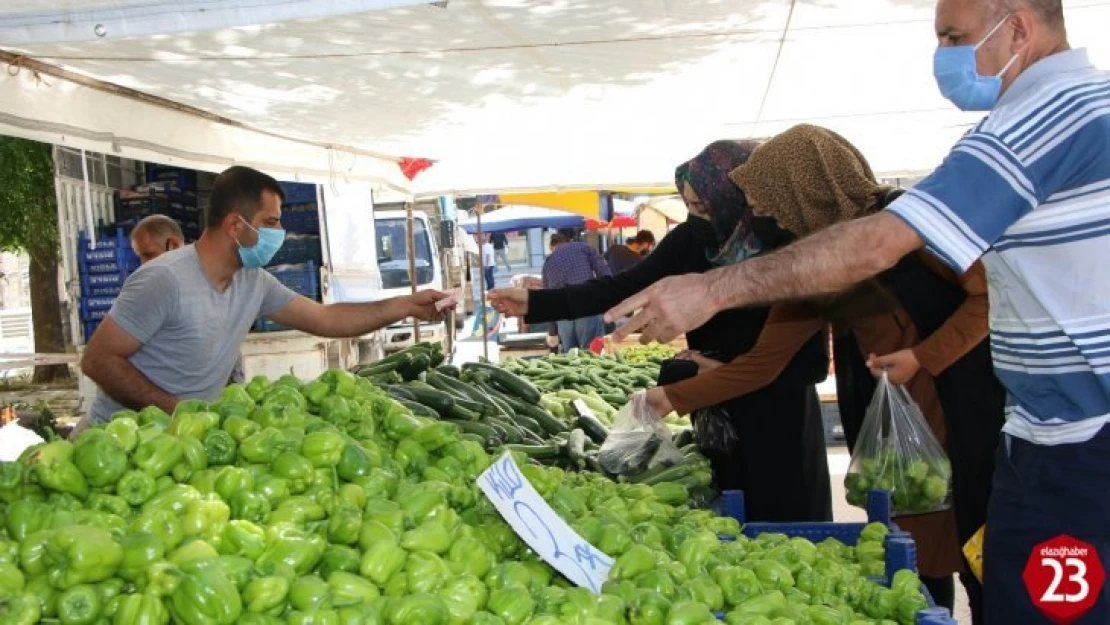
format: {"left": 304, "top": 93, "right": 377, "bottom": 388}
{"left": 76, "top": 166, "right": 447, "bottom": 431}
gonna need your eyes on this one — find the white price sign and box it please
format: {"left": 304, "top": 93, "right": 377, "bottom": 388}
{"left": 478, "top": 452, "right": 614, "bottom": 593}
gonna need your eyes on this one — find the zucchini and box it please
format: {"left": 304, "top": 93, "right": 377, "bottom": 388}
{"left": 363, "top": 371, "right": 403, "bottom": 386}
{"left": 356, "top": 359, "right": 403, "bottom": 377}
{"left": 448, "top": 403, "right": 482, "bottom": 422}
{"left": 566, "top": 428, "right": 587, "bottom": 470}
{"left": 403, "top": 385, "right": 455, "bottom": 418}
{"left": 435, "top": 364, "right": 461, "bottom": 378}
{"left": 396, "top": 399, "right": 440, "bottom": 420}
{"left": 401, "top": 352, "right": 432, "bottom": 381}
{"left": 485, "top": 416, "right": 526, "bottom": 444}
{"left": 502, "top": 444, "right": 561, "bottom": 460}
{"left": 510, "top": 413, "right": 545, "bottom": 438}
{"left": 425, "top": 372, "right": 499, "bottom": 415}
{"left": 446, "top": 419, "right": 500, "bottom": 440}
{"left": 459, "top": 433, "right": 487, "bottom": 446}
{"left": 576, "top": 413, "right": 609, "bottom": 444}
{"left": 461, "top": 362, "right": 542, "bottom": 404}
{"left": 381, "top": 385, "right": 416, "bottom": 402}
{"left": 673, "top": 428, "right": 696, "bottom": 449}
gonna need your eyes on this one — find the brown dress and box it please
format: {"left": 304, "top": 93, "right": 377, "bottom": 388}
{"left": 664, "top": 254, "right": 988, "bottom": 577}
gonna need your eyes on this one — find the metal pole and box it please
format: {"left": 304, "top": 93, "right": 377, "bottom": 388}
{"left": 404, "top": 202, "right": 421, "bottom": 344}
{"left": 475, "top": 205, "right": 489, "bottom": 361}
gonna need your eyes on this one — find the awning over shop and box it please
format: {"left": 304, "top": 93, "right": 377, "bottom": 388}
{"left": 459, "top": 205, "right": 585, "bottom": 234}
{"left": 496, "top": 191, "right": 603, "bottom": 220}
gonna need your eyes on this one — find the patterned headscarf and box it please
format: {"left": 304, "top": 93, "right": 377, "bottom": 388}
{"left": 728, "top": 124, "right": 890, "bottom": 238}
{"left": 674, "top": 139, "right": 762, "bottom": 266}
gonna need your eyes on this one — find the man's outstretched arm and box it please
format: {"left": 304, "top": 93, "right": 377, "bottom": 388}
{"left": 608, "top": 212, "right": 924, "bottom": 343}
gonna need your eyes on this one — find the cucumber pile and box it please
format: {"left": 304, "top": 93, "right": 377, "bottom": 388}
{"left": 351, "top": 345, "right": 711, "bottom": 493}
{"left": 500, "top": 349, "right": 663, "bottom": 407}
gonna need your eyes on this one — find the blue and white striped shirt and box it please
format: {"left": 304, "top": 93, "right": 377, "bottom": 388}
{"left": 889, "top": 49, "right": 1110, "bottom": 446}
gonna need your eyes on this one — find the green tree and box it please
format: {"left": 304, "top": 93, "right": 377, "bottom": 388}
{"left": 0, "top": 136, "right": 70, "bottom": 383}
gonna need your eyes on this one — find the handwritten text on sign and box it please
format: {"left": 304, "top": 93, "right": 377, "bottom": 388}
{"left": 478, "top": 452, "right": 614, "bottom": 593}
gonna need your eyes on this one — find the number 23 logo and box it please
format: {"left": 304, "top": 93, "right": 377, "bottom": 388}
{"left": 1041, "top": 557, "right": 1090, "bottom": 603}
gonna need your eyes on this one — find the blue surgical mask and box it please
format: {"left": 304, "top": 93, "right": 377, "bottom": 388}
{"left": 236, "top": 216, "right": 285, "bottom": 268}
{"left": 933, "top": 14, "right": 1020, "bottom": 111}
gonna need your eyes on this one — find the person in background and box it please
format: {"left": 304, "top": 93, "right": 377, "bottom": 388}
{"left": 481, "top": 235, "right": 496, "bottom": 290}
{"left": 606, "top": 2, "right": 1108, "bottom": 621}
{"left": 491, "top": 231, "right": 512, "bottom": 273}
{"left": 76, "top": 165, "right": 446, "bottom": 435}
{"left": 639, "top": 125, "right": 1004, "bottom": 618}
{"left": 128, "top": 215, "right": 248, "bottom": 387}
{"left": 491, "top": 141, "right": 832, "bottom": 525}
{"left": 541, "top": 233, "right": 611, "bottom": 351}
{"left": 605, "top": 230, "right": 657, "bottom": 274}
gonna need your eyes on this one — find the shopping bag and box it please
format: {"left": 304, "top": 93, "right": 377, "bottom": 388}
{"left": 598, "top": 392, "right": 683, "bottom": 475}
{"left": 843, "top": 371, "right": 952, "bottom": 516}
{"left": 963, "top": 525, "right": 985, "bottom": 582}
{"left": 692, "top": 405, "right": 739, "bottom": 454}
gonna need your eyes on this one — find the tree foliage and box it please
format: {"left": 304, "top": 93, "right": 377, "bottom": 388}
{"left": 0, "top": 136, "right": 59, "bottom": 259}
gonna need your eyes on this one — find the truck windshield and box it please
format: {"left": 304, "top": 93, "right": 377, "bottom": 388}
{"left": 376, "top": 217, "right": 434, "bottom": 288}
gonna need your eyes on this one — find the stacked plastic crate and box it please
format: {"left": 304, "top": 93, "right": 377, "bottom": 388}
{"left": 254, "top": 182, "right": 323, "bottom": 332}
{"left": 112, "top": 166, "right": 203, "bottom": 242}
{"left": 78, "top": 229, "right": 140, "bottom": 341}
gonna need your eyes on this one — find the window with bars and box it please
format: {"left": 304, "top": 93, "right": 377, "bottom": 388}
{"left": 54, "top": 147, "right": 142, "bottom": 191}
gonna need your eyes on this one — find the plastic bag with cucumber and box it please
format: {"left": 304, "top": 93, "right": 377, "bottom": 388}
{"left": 598, "top": 392, "right": 684, "bottom": 475}
{"left": 843, "top": 372, "right": 952, "bottom": 516}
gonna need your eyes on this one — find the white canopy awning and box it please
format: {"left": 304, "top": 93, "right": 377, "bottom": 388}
{"left": 1, "top": 0, "right": 1108, "bottom": 195}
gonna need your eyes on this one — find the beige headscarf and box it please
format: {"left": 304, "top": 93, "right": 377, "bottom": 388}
{"left": 728, "top": 124, "right": 891, "bottom": 238}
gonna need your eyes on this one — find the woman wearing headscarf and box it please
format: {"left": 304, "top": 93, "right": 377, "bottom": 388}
{"left": 489, "top": 140, "right": 833, "bottom": 523}
{"left": 643, "top": 124, "right": 1006, "bottom": 621}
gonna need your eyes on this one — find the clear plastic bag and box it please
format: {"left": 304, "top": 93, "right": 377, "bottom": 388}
{"left": 598, "top": 392, "right": 684, "bottom": 475}
{"left": 843, "top": 372, "right": 952, "bottom": 516}
{"left": 692, "top": 405, "right": 739, "bottom": 454}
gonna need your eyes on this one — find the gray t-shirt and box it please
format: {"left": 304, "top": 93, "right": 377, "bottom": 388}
{"left": 88, "top": 245, "right": 298, "bottom": 423}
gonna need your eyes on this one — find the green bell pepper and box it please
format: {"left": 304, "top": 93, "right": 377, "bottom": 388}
{"left": 300, "top": 431, "right": 346, "bottom": 468}
{"left": 230, "top": 491, "right": 272, "bottom": 525}
{"left": 246, "top": 376, "right": 270, "bottom": 402}
{"left": 411, "top": 421, "right": 459, "bottom": 452}
{"left": 0, "top": 592, "right": 42, "bottom": 625}
{"left": 214, "top": 467, "right": 255, "bottom": 503}
{"left": 203, "top": 429, "right": 238, "bottom": 467}
{"left": 211, "top": 554, "right": 255, "bottom": 592}
{"left": 240, "top": 427, "right": 285, "bottom": 464}
{"left": 487, "top": 586, "right": 535, "bottom": 625}
{"left": 318, "top": 546, "right": 361, "bottom": 580}
{"left": 137, "top": 406, "right": 171, "bottom": 427}
{"left": 383, "top": 593, "right": 450, "bottom": 625}
{"left": 438, "top": 574, "right": 487, "bottom": 623}
{"left": 446, "top": 535, "right": 494, "bottom": 580}
{"left": 393, "top": 438, "right": 429, "bottom": 476}
{"left": 256, "top": 476, "right": 291, "bottom": 507}
{"left": 242, "top": 575, "right": 290, "bottom": 615}
{"left": 290, "top": 574, "right": 331, "bottom": 612}
{"left": 44, "top": 526, "right": 124, "bottom": 589}
{"left": 143, "top": 484, "right": 202, "bottom": 516}
{"left": 358, "top": 539, "right": 407, "bottom": 586}
{"left": 188, "top": 468, "right": 219, "bottom": 495}
{"left": 25, "top": 440, "right": 89, "bottom": 500}
{"left": 112, "top": 592, "right": 169, "bottom": 625}
{"left": 72, "top": 434, "right": 128, "bottom": 489}
{"left": 117, "top": 470, "right": 157, "bottom": 507}
{"left": 326, "top": 505, "right": 363, "bottom": 547}
{"left": 117, "top": 534, "right": 165, "bottom": 583}
{"left": 303, "top": 381, "right": 331, "bottom": 407}
{"left": 404, "top": 551, "right": 451, "bottom": 595}
{"left": 270, "top": 497, "right": 326, "bottom": 526}
{"left": 168, "top": 410, "right": 219, "bottom": 440}
{"left": 133, "top": 434, "right": 184, "bottom": 479}
{"left": 327, "top": 571, "right": 379, "bottom": 607}
{"left": 629, "top": 589, "right": 671, "bottom": 625}
{"left": 401, "top": 519, "right": 452, "bottom": 555}
{"left": 257, "top": 524, "right": 326, "bottom": 576}
{"left": 665, "top": 601, "right": 715, "bottom": 625}
{"left": 219, "top": 520, "right": 267, "bottom": 561}
{"left": 731, "top": 591, "right": 786, "bottom": 618}
{"left": 683, "top": 575, "right": 724, "bottom": 613}
{"left": 0, "top": 561, "right": 25, "bottom": 597}
{"left": 173, "top": 399, "right": 210, "bottom": 415}
{"left": 131, "top": 508, "right": 184, "bottom": 552}
{"left": 58, "top": 583, "right": 101, "bottom": 624}
{"left": 172, "top": 436, "right": 209, "bottom": 483}
{"left": 609, "top": 544, "right": 657, "bottom": 582}
{"left": 104, "top": 417, "right": 139, "bottom": 453}
{"left": 335, "top": 444, "right": 371, "bottom": 482}
{"left": 181, "top": 495, "right": 231, "bottom": 541}
{"left": 272, "top": 453, "right": 315, "bottom": 494}
{"left": 6, "top": 499, "right": 49, "bottom": 542}
{"left": 222, "top": 415, "right": 260, "bottom": 443}
{"left": 167, "top": 541, "right": 219, "bottom": 571}
{"left": 167, "top": 562, "right": 243, "bottom": 625}
{"left": 87, "top": 494, "right": 131, "bottom": 519}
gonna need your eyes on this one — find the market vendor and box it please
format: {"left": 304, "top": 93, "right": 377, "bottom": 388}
{"left": 75, "top": 165, "right": 446, "bottom": 432}
{"left": 639, "top": 124, "right": 1006, "bottom": 620}
{"left": 607, "top": 1, "right": 1109, "bottom": 621}
{"left": 490, "top": 140, "right": 833, "bottom": 524}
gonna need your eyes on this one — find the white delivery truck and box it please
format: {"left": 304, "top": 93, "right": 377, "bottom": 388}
{"left": 52, "top": 148, "right": 448, "bottom": 415}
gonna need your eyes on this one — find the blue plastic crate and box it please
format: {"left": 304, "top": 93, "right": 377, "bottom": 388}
{"left": 280, "top": 182, "right": 317, "bottom": 205}
{"left": 79, "top": 256, "right": 140, "bottom": 276}
{"left": 145, "top": 166, "right": 197, "bottom": 192}
{"left": 78, "top": 228, "right": 128, "bottom": 251}
{"left": 268, "top": 261, "right": 319, "bottom": 299}
{"left": 268, "top": 235, "right": 323, "bottom": 267}
{"left": 79, "top": 302, "right": 110, "bottom": 323}
{"left": 281, "top": 208, "right": 320, "bottom": 235}
{"left": 80, "top": 273, "right": 125, "bottom": 297}
{"left": 83, "top": 319, "right": 101, "bottom": 342}
{"left": 712, "top": 490, "right": 957, "bottom": 625}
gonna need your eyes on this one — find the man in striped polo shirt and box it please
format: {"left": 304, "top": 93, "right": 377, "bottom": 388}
{"left": 606, "top": 0, "right": 1108, "bottom": 620}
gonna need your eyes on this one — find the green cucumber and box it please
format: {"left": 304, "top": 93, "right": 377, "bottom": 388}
{"left": 566, "top": 428, "right": 587, "bottom": 470}
{"left": 446, "top": 419, "right": 499, "bottom": 440}
{"left": 461, "top": 362, "right": 542, "bottom": 404}
{"left": 356, "top": 359, "right": 403, "bottom": 377}
{"left": 435, "top": 364, "right": 461, "bottom": 378}
{"left": 576, "top": 413, "right": 609, "bottom": 444}
{"left": 403, "top": 385, "right": 455, "bottom": 418}
{"left": 502, "top": 444, "right": 561, "bottom": 460}
{"left": 381, "top": 385, "right": 416, "bottom": 402}
{"left": 396, "top": 399, "right": 440, "bottom": 420}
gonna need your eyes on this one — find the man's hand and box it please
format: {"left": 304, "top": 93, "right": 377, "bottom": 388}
{"left": 866, "top": 349, "right": 921, "bottom": 385}
{"left": 606, "top": 273, "right": 720, "bottom": 344}
{"left": 488, "top": 288, "right": 529, "bottom": 317}
{"left": 405, "top": 290, "right": 449, "bottom": 322}
{"left": 545, "top": 334, "right": 560, "bottom": 348}
{"left": 676, "top": 351, "right": 724, "bottom": 372}
{"left": 644, "top": 386, "right": 675, "bottom": 418}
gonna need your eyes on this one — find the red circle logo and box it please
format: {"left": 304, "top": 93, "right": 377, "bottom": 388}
{"left": 1023, "top": 535, "right": 1105, "bottom": 624}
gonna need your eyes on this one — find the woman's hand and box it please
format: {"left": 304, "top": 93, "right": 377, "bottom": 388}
{"left": 644, "top": 387, "right": 674, "bottom": 419}
{"left": 676, "top": 350, "right": 724, "bottom": 372}
{"left": 488, "top": 288, "right": 529, "bottom": 316}
{"left": 866, "top": 349, "right": 921, "bottom": 384}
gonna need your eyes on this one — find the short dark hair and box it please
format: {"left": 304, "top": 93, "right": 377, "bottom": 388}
{"left": 550, "top": 233, "right": 571, "bottom": 247}
{"left": 625, "top": 237, "right": 636, "bottom": 245}
{"left": 206, "top": 166, "right": 285, "bottom": 229}
{"left": 633, "top": 230, "right": 656, "bottom": 245}
{"left": 132, "top": 214, "right": 183, "bottom": 244}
